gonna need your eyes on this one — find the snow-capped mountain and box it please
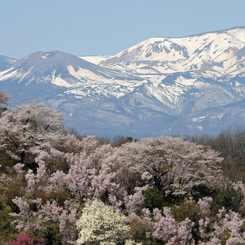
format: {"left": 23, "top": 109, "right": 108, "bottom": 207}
{"left": 0, "top": 51, "right": 138, "bottom": 86}
{"left": 1, "top": 27, "right": 245, "bottom": 137}
{"left": 101, "top": 27, "right": 245, "bottom": 76}
{"left": 0, "top": 55, "right": 17, "bottom": 71}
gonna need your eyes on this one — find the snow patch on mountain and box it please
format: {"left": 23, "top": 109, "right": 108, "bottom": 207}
{"left": 80, "top": 55, "right": 111, "bottom": 65}
{"left": 67, "top": 65, "right": 110, "bottom": 82}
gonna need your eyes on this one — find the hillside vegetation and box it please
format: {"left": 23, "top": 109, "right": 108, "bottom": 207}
{"left": 1, "top": 91, "right": 245, "bottom": 244}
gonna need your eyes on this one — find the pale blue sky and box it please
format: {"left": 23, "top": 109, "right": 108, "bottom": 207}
{"left": 1, "top": 0, "right": 245, "bottom": 59}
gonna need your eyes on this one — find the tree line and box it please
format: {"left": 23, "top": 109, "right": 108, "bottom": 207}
{"left": 1, "top": 90, "right": 245, "bottom": 244}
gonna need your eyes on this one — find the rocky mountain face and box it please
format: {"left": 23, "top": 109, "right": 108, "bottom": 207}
{"left": 0, "top": 27, "right": 245, "bottom": 138}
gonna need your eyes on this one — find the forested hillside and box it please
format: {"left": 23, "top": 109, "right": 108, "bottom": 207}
{"left": 1, "top": 91, "right": 245, "bottom": 244}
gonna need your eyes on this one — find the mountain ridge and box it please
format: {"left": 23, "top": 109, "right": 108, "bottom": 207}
{"left": 1, "top": 27, "right": 245, "bottom": 137}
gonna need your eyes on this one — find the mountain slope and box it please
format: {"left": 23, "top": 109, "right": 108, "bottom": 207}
{"left": 0, "top": 55, "right": 17, "bottom": 71}
{"left": 1, "top": 27, "right": 245, "bottom": 137}
{"left": 0, "top": 50, "right": 138, "bottom": 86}
{"left": 100, "top": 26, "right": 245, "bottom": 76}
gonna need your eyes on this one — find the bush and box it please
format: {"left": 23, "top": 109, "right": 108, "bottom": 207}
{"left": 33, "top": 226, "right": 62, "bottom": 245}
{"left": 0, "top": 186, "right": 18, "bottom": 244}
{"left": 171, "top": 199, "right": 200, "bottom": 223}
{"left": 3, "top": 233, "right": 44, "bottom": 245}
{"left": 212, "top": 183, "right": 243, "bottom": 214}
{"left": 144, "top": 186, "right": 169, "bottom": 211}
{"left": 0, "top": 205, "right": 18, "bottom": 244}
{"left": 76, "top": 200, "right": 140, "bottom": 245}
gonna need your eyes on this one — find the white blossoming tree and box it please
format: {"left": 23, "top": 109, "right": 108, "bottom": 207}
{"left": 0, "top": 101, "right": 67, "bottom": 164}
{"left": 76, "top": 200, "right": 141, "bottom": 245}
{"left": 0, "top": 90, "right": 11, "bottom": 106}
{"left": 118, "top": 136, "right": 224, "bottom": 195}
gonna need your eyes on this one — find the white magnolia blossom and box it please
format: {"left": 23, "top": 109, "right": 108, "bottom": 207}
{"left": 76, "top": 200, "right": 141, "bottom": 245}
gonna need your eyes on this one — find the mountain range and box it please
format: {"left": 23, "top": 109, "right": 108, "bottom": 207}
{"left": 0, "top": 26, "right": 245, "bottom": 138}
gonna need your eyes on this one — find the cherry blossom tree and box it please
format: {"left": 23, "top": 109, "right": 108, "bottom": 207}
{"left": 4, "top": 135, "right": 152, "bottom": 244}
{"left": 0, "top": 90, "right": 11, "bottom": 106}
{"left": 151, "top": 207, "right": 195, "bottom": 244}
{"left": 127, "top": 195, "right": 245, "bottom": 244}
{"left": 0, "top": 101, "right": 67, "bottom": 164}
{"left": 198, "top": 207, "right": 245, "bottom": 244}
{"left": 4, "top": 131, "right": 245, "bottom": 244}
{"left": 118, "top": 136, "right": 224, "bottom": 195}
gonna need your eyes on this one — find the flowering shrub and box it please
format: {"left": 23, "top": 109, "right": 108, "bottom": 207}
{"left": 3, "top": 233, "right": 44, "bottom": 245}
{"left": 76, "top": 200, "right": 140, "bottom": 245}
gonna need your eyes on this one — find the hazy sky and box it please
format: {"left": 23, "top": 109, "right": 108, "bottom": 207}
{"left": 1, "top": 0, "right": 245, "bottom": 59}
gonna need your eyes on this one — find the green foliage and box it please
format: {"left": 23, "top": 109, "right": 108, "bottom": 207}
{"left": 128, "top": 216, "right": 153, "bottom": 245}
{"left": 143, "top": 186, "right": 169, "bottom": 211}
{"left": 0, "top": 200, "right": 18, "bottom": 244}
{"left": 0, "top": 151, "right": 18, "bottom": 174}
{"left": 212, "top": 183, "right": 243, "bottom": 214}
{"left": 191, "top": 184, "right": 215, "bottom": 200}
{"left": 171, "top": 199, "right": 202, "bottom": 244}
{"left": 2, "top": 177, "right": 25, "bottom": 213}
{"left": 33, "top": 225, "right": 62, "bottom": 245}
{"left": 171, "top": 199, "right": 200, "bottom": 223}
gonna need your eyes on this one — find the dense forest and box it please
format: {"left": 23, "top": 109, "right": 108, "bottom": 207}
{"left": 1, "top": 90, "right": 245, "bottom": 244}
